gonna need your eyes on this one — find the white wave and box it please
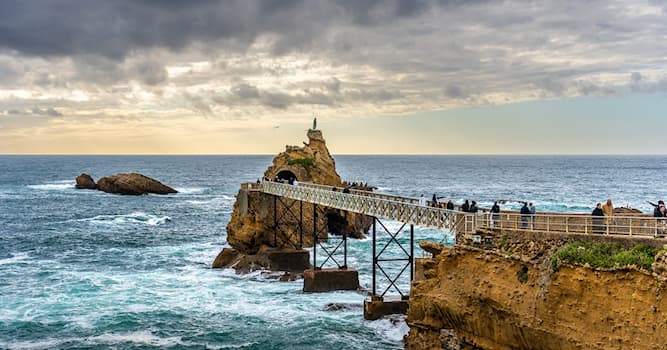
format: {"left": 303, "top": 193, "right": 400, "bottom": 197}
{"left": 0, "top": 252, "right": 30, "bottom": 265}
{"left": 175, "top": 187, "right": 206, "bottom": 194}
{"left": 89, "top": 331, "right": 182, "bottom": 346}
{"left": 366, "top": 315, "right": 409, "bottom": 342}
{"left": 27, "top": 181, "right": 75, "bottom": 191}
{"left": 76, "top": 212, "right": 172, "bottom": 226}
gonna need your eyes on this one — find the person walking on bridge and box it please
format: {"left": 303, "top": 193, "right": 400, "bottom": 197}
{"left": 418, "top": 194, "right": 427, "bottom": 207}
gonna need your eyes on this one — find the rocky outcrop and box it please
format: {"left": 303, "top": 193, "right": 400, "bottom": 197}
{"left": 217, "top": 129, "right": 372, "bottom": 272}
{"left": 406, "top": 239, "right": 667, "bottom": 349}
{"left": 75, "top": 173, "right": 177, "bottom": 195}
{"left": 75, "top": 173, "right": 97, "bottom": 189}
{"left": 263, "top": 129, "right": 342, "bottom": 186}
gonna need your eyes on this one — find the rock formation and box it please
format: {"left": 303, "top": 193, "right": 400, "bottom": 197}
{"left": 215, "top": 129, "right": 373, "bottom": 272}
{"left": 75, "top": 173, "right": 97, "bottom": 189}
{"left": 74, "top": 173, "right": 177, "bottom": 195}
{"left": 406, "top": 232, "right": 667, "bottom": 349}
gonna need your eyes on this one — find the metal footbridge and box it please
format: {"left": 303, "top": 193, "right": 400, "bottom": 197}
{"left": 241, "top": 180, "right": 663, "bottom": 304}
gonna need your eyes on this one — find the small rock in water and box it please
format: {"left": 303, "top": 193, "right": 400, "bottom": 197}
{"left": 322, "top": 303, "right": 362, "bottom": 311}
{"left": 75, "top": 173, "right": 97, "bottom": 190}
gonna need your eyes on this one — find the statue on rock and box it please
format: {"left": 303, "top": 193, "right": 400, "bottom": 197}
{"left": 312, "top": 117, "right": 317, "bottom": 130}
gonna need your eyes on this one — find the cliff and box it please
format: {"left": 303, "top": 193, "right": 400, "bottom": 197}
{"left": 406, "top": 233, "right": 667, "bottom": 349}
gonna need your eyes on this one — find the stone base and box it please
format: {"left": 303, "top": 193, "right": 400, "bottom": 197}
{"left": 364, "top": 295, "right": 409, "bottom": 320}
{"left": 303, "top": 268, "right": 359, "bottom": 292}
{"left": 266, "top": 249, "right": 311, "bottom": 272}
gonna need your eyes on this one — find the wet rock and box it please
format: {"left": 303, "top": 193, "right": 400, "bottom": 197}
{"left": 96, "top": 173, "right": 177, "bottom": 195}
{"left": 75, "top": 173, "right": 97, "bottom": 190}
{"left": 419, "top": 241, "right": 446, "bottom": 257}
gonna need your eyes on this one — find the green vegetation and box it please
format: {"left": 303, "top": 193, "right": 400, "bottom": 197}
{"left": 551, "top": 240, "right": 661, "bottom": 272}
{"left": 287, "top": 157, "right": 315, "bottom": 169}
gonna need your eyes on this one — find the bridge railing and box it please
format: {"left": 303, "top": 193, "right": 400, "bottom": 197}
{"left": 251, "top": 181, "right": 665, "bottom": 238}
{"left": 259, "top": 181, "right": 466, "bottom": 233}
{"left": 481, "top": 211, "right": 663, "bottom": 237}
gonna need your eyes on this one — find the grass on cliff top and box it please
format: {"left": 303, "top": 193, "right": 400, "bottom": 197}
{"left": 287, "top": 157, "right": 315, "bottom": 169}
{"left": 551, "top": 240, "right": 661, "bottom": 272}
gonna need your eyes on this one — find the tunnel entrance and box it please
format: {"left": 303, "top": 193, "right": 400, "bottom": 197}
{"left": 276, "top": 170, "right": 297, "bottom": 182}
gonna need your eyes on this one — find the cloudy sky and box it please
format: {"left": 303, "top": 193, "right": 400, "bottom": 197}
{"left": 0, "top": 0, "right": 666, "bottom": 154}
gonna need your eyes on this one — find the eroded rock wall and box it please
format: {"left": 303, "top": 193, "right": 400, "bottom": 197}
{"left": 406, "top": 245, "right": 667, "bottom": 350}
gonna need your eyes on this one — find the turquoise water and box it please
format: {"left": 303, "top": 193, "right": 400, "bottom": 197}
{"left": 1, "top": 155, "right": 666, "bottom": 349}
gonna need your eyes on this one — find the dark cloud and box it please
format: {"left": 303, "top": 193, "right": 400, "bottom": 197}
{"left": 2, "top": 107, "right": 62, "bottom": 117}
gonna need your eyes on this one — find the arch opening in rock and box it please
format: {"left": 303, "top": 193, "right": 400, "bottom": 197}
{"left": 326, "top": 210, "right": 347, "bottom": 236}
{"left": 276, "top": 170, "right": 297, "bottom": 182}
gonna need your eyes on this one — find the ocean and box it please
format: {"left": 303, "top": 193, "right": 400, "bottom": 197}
{"left": 1, "top": 155, "right": 666, "bottom": 349}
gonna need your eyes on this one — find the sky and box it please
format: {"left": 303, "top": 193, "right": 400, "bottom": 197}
{"left": 0, "top": 0, "right": 666, "bottom": 155}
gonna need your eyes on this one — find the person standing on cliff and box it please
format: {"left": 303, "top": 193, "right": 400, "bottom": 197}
{"left": 431, "top": 193, "right": 438, "bottom": 207}
{"left": 602, "top": 198, "right": 614, "bottom": 232}
{"left": 592, "top": 203, "right": 605, "bottom": 234}
{"left": 313, "top": 117, "right": 317, "bottom": 130}
{"left": 528, "top": 202, "right": 536, "bottom": 229}
{"left": 520, "top": 202, "right": 531, "bottom": 229}
{"left": 491, "top": 201, "right": 501, "bottom": 226}
{"left": 419, "top": 194, "right": 427, "bottom": 206}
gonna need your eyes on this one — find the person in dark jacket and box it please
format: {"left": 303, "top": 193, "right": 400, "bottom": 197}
{"left": 491, "top": 201, "right": 501, "bottom": 226}
{"left": 446, "top": 200, "right": 454, "bottom": 210}
{"left": 648, "top": 200, "right": 666, "bottom": 217}
{"left": 469, "top": 201, "right": 479, "bottom": 213}
{"left": 592, "top": 203, "right": 605, "bottom": 234}
{"left": 461, "top": 200, "right": 470, "bottom": 212}
{"left": 520, "top": 202, "right": 531, "bottom": 229}
{"left": 431, "top": 194, "right": 438, "bottom": 207}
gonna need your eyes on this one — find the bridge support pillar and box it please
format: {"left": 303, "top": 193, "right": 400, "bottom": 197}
{"left": 303, "top": 268, "right": 359, "bottom": 292}
{"left": 363, "top": 295, "right": 409, "bottom": 320}
{"left": 265, "top": 248, "right": 311, "bottom": 272}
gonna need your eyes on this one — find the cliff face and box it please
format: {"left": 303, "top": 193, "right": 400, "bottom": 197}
{"left": 406, "top": 244, "right": 667, "bottom": 349}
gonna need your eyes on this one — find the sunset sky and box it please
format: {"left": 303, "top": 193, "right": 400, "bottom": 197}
{"left": 1, "top": 0, "right": 666, "bottom": 154}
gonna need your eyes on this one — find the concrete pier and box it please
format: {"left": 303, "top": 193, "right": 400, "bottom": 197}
{"left": 303, "top": 268, "right": 359, "bottom": 292}
{"left": 266, "top": 249, "right": 311, "bottom": 272}
{"left": 364, "top": 295, "right": 409, "bottom": 320}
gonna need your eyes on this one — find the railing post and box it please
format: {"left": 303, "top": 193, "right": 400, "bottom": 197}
{"left": 565, "top": 217, "right": 569, "bottom": 233}
{"left": 546, "top": 216, "right": 550, "bottom": 232}
{"left": 629, "top": 218, "right": 632, "bottom": 236}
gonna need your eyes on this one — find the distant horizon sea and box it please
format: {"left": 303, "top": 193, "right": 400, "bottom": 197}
{"left": 2, "top": 155, "right": 666, "bottom": 349}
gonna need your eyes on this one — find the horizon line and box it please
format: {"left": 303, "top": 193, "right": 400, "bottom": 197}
{"left": 3, "top": 153, "right": 667, "bottom": 157}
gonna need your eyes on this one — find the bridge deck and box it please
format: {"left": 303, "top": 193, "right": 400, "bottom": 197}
{"left": 248, "top": 181, "right": 664, "bottom": 238}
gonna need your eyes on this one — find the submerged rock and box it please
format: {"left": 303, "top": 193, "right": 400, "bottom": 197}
{"left": 75, "top": 173, "right": 96, "bottom": 190}
{"left": 96, "top": 173, "right": 177, "bottom": 195}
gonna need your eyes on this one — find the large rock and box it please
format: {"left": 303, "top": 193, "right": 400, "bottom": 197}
{"left": 75, "top": 173, "right": 97, "bottom": 189}
{"left": 219, "top": 129, "right": 373, "bottom": 272}
{"left": 96, "top": 173, "right": 177, "bottom": 195}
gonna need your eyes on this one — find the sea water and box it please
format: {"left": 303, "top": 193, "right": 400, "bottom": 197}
{"left": 1, "top": 155, "right": 666, "bottom": 349}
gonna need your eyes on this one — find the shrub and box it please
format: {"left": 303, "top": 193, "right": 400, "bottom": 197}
{"left": 551, "top": 240, "right": 660, "bottom": 272}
